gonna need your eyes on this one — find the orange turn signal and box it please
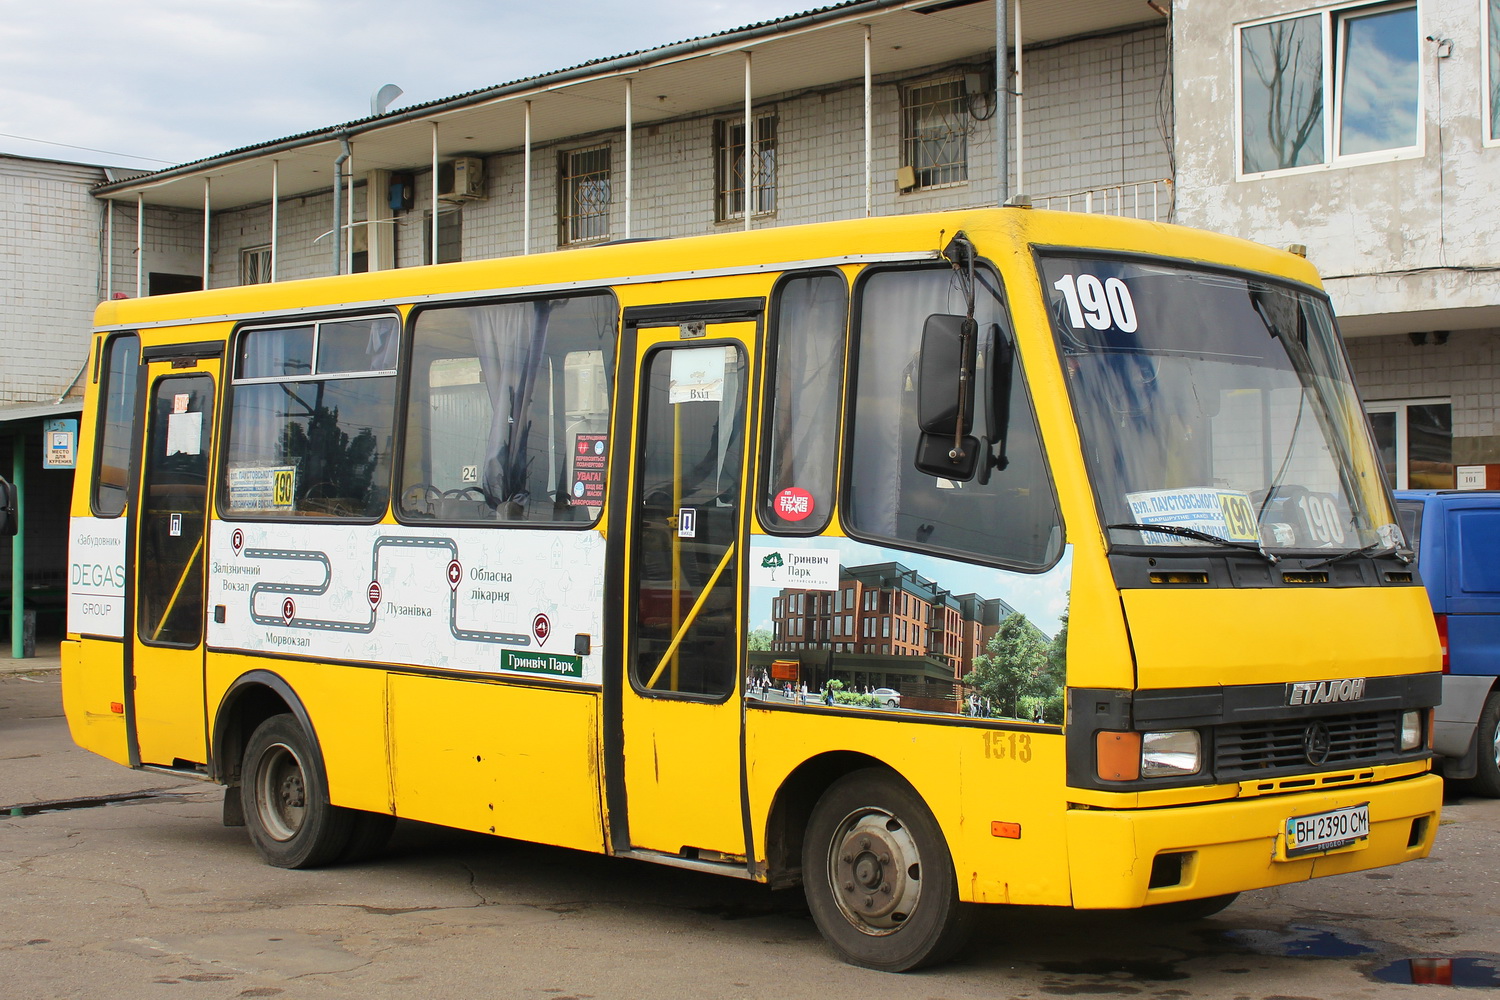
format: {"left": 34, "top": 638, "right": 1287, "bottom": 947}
{"left": 109, "top": 702, "right": 124, "bottom": 715}
{"left": 1096, "top": 731, "right": 1141, "bottom": 781}
{"left": 990, "top": 821, "right": 1021, "bottom": 839}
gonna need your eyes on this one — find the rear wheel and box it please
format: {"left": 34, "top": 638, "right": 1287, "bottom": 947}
{"left": 1470, "top": 693, "right": 1500, "bottom": 798}
{"left": 241, "top": 714, "right": 353, "bottom": 868}
{"left": 802, "top": 769, "right": 974, "bottom": 972}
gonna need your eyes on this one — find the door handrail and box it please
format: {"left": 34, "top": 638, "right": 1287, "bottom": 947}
{"left": 646, "top": 542, "right": 736, "bottom": 689}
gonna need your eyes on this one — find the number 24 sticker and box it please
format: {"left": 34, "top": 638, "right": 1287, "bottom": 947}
{"left": 1053, "top": 273, "right": 1138, "bottom": 333}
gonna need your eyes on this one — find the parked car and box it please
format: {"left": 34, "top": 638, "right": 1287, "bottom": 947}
{"left": 1394, "top": 489, "right": 1500, "bottom": 796}
{"left": 872, "top": 687, "right": 902, "bottom": 708}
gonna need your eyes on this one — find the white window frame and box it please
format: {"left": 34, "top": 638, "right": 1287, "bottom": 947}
{"left": 1484, "top": 0, "right": 1500, "bottom": 145}
{"left": 1235, "top": 1, "right": 1424, "bottom": 181}
{"left": 1366, "top": 396, "right": 1450, "bottom": 489}
{"left": 241, "top": 245, "right": 272, "bottom": 285}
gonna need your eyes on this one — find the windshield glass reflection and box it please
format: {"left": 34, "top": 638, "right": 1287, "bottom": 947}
{"left": 1040, "top": 253, "right": 1396, "bottom": 553}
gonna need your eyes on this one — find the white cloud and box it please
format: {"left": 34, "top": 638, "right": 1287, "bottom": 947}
{"left": 1, "top": 0, "right": 817, "bottom": 166}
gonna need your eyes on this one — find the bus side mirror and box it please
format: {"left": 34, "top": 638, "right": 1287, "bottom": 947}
{"left": 915, "top": 314, "right": 980, "bottom": 481}
{"left": 0, "top": 477, "right": 15, "bottom": 538}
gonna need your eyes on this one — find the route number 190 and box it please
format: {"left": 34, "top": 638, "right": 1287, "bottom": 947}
{"left": 1052, "top": 273, "right": 1138, "bottom": 333}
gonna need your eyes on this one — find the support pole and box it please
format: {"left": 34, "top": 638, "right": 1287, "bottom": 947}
{"left": 431, "top": 123, "right": 440, "bottom": 265}
{"left": 346, "top": 144, "right": 356, "bottom": 275}
{"left": 135, "top": 193, "right": 144, "bottom": 298}
{"left": 105, "top": 200, "right": 114, "bottom": 299}
{"left": 996, "top": 0, "right": 1010, "bottom": 205}
{"left": 10, "top": 435, "right": 24, "bottom": 658}
{"left": 744, "top": 52, "right": 753, "bottom": 232}
{"left": 864, "top": 25, "right": 873, "bottom": 217}
{"left": 524, "top": 102, "right": 533, "bottom": 255}
{"left": 202, "top": 177, "right": 211, "bottom": 288}
{"left": 624, "top": 79, "right": 634, "bottom": 239}
{"left": 271, "top": 160, "right": 280, "bottom": 282}
{"left": 1014, "top": 0, "right": 1024, "bottom": 196}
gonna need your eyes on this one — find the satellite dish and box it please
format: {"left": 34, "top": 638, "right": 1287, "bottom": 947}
{"left": 371, "top": 84, "right": 404, "bottom": 117}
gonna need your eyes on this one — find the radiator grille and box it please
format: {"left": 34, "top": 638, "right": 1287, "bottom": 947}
{"left": 1214, "top": 711, "right": 1401, "bottom": 780}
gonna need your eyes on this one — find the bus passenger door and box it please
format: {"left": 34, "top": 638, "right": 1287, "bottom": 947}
{"left": 607, "top": 302, "right": 760, "bottom": 861}
{"left": 128, "top": 354, "right": 220, "bottom": 768}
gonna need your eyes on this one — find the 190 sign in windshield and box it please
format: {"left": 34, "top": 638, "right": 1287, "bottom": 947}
{"left": 1039, "top": 252, "right": 1399, "bottom": 554}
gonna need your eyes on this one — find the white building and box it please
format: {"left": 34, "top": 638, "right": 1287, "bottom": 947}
{"left": 1174, "top": 0, "right": 1500, "bottom": 487}
{"left": 6, "top": 0, "right": 1497, "bottom": 643}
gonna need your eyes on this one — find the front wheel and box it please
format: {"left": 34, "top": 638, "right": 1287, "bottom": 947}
{"left": 802, "top": 769, "right": 974, "bottom": 972}
{"left": 1470, "top": 693, "right": 1500, "bottom": 798}
{"left": 241, "top": 714, "right": 354, "bottom": 868}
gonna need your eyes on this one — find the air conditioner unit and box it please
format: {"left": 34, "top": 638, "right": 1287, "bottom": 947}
{"left": 438, "top": 156, "right": 486, "bottom": 201}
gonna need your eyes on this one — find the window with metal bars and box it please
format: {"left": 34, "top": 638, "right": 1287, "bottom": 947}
{"left": 714, "top": 114, "right": 777, "bottom": 222}
{"left": 559, "top": 145, "right": 611, "bottom": 244}
{"left": 903, "top": 79, "right": 968, "bottom": 189}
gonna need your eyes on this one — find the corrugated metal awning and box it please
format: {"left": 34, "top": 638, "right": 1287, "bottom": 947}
{"left": 0, "top": 400, "right": 84, "bottom": 426}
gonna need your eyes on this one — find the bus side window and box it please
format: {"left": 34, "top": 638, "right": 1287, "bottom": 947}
{"left": 399, "top": 292, "right": 616, "bottom": 524}
{"left": 845, "top": 266, "right": 1061, "bottom": 569}
{"left": 760, "top": 272, "right": 847, "bottom": 534}
{"left": 92, "top": 333, "right": 140, "bottom": 517}
{"left": 222, "top": 316, "right": 398, "bottom": 520}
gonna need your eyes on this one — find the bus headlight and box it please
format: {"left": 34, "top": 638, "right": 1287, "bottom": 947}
{"left": 1096, "top": 730, "right": 1202, "bottom": 780}
{"left": 1141, "top": 730, "right": 1202, "bottom": 777}
{"left": 1400, "top": 710, "right": 1423, "bottom": 751}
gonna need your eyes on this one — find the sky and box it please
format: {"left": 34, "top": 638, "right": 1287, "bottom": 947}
{"left": 0, "top": 0, "right": 824, "bottom": 171}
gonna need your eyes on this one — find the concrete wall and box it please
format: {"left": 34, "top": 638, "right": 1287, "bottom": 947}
{"left": 1172, "top": 0, "right": 1500, "bottom": 337}
{"left": 1348, "top": 328, "right": 1500, "bottom": 466}
{"left": 0, "top": 156, "right": 107, "bottom": 406}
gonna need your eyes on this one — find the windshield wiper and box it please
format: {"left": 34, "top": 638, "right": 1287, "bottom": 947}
{"left": 1305, "top": 542, "right": 1413, "bottom": 569}
{"left": 1107, "top": 522, "right": 1280, "bottom": 564}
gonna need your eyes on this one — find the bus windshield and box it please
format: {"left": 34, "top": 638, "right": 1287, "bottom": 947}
{"left": 1039, "top": 253, "right": 1397, "bottom": 553}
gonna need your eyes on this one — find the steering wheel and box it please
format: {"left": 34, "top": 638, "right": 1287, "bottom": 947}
{"left": 441, "top": 487, "right": 488, "bottom": 501}
{"left": 401, "top": 483, "right": 441, "bottom": 511}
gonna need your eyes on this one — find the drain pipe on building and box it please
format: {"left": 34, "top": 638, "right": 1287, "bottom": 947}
{"left": 331, "top": 133, "right": 352, "bottom": 276}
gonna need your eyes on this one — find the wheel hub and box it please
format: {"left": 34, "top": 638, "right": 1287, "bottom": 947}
{"left": 830, "top": 810, "right": 922, "bottom": 933}
{"left": 255, "top": 742, "right": 307, "bottom": 842}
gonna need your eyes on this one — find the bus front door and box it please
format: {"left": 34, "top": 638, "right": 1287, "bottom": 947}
{"left": 128, "top": 356, "right": 219, "bottom": 769}
{"left": 609, "top": 304, "right": 759, "bottom": 861}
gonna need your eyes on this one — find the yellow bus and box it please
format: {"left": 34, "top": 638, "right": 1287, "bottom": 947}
{"left": 62, "top": 207, "right": 1442, "bottom": 971}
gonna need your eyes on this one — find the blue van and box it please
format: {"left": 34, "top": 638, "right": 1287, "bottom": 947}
{"left": 1394, "top": 490, "right": 1500, "bottom": 796}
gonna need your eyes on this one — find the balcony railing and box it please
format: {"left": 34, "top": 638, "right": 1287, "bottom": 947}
{"left": 1032, "top": 178, "right": 1173, "bottom": 223}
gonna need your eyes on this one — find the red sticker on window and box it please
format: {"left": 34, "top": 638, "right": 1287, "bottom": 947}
{"left": 773, "top": 487, "right": 814, "bottom": 522}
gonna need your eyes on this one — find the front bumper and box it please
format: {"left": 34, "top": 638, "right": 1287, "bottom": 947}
{"left": 1065, "top": 772, "right": 1441, "bottom": 908}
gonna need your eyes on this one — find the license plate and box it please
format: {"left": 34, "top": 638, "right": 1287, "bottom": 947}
{"left": 1284, "top": 803, "right": 1370, "bottom": 858}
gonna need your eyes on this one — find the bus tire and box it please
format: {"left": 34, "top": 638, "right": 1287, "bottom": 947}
{"left": 1142, "top": 892, "right": 1239, "bottom": 921}
{"left": 240, "top": 713, "right": 354, "bottom": 868}
{"left": 802, "top": 768, "right": 974, "bottom": 972}
{"left": 1471, "top": 693, "right": 1500, "bottom": 799}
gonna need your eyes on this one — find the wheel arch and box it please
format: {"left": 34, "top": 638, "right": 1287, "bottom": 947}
{"left": 211, "top": 670, "right": 324, "bottom": 789}
{"left": 762, "top": 750, "right": 923, "bottom": 888}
